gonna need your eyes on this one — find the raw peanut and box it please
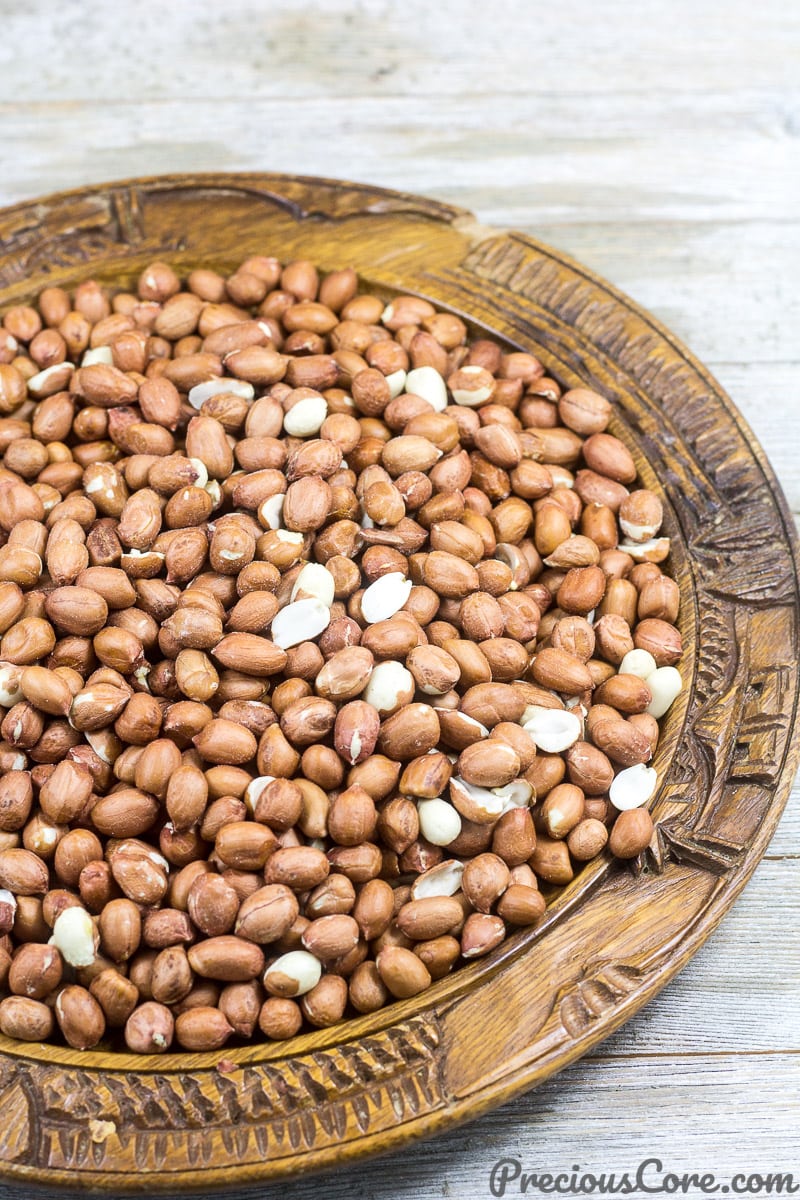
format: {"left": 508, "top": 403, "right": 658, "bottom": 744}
{"left": 497, "top": 885, "right": 546, "bottom": 926}
{"left": 0, "top": 995, "right": 54, "bottom": 1041}
{"left": 376, "top": 945, "right": 431, "bottom": 998}
{"left": 259, "top": 995, "right": 304, "bottom": 1037}
{"left": 396, "top": 896, "right": 463, "bottom": 941}
{"left": 55, "top": 984, "right": 106, "bottom": 1049}
{"left": 0, "top": 848, "right": 49, "bottom": 894}
{"left": 0, "top": 260, "right": 684, "bottom": 1050}
{"left": 378, "top": 703, "right": 440, "bottom": 759}
{"left": 91, "top": 788, "right": 159, "bottom": 838}
{"left": 399, "top": 752, "right": 452, "bottom": 800}
{"left": 491, "top": 807, "right": 537, "bottom": 866}
{"left": 594, "top": 673, "right": 653, "bottom": 714}
{"left": 301, "top": 914, "right": 360, "bottom": 961}
{"left": 218, "top": 980, "right": 262, "bottom": 1037}
{"left": 462, "top": 853, "right": 510, "bottom": 913}
{"left": 99, "top": 898, "right": 142, "bottom": 962}
{"left": 530, "top": 835, "right": 574, "bottom": 885}
{"left": 188, "top": 936, "right": 265, "bottom": 982}
{"left": 609, "top": 808, "right": 655, "bottom": 858}
{"left": 215, "top": 822, "right": 277, "bottom": 870}
{"left": 558, "top": 388, "right": 611, "bottom": 435}
{"left": 532, "top": 647, "right": 594, "bottom": 694}
{"left": 9, "top": 942, "right": 63, "bottom": 999}
{"left": 175, "top": 1006, "right": 233, "bottom": 1050}
{"left": 461, "top": 912, "right": 506, "bottom": 958}
{"left": 568, "top": 818, "right": 610, "bottom": 860}
{"left": 265, "top": 846, "right": 330, "bottom": 891}
{"left": 458, "top": 740, "right": 520, "bottom": 788}
{"left": 541, "top": 784, "right": 585, "bottom": 839}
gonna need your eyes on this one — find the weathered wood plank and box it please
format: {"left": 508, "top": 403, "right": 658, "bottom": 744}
{"left": 0, "top": 0, "right": 798, "bottom": 97}
{"left": 706, "top": 364, "right": 800, "bottom": 517}
{"left": 601, "top": 861, "right": 799, "bottom": 1054}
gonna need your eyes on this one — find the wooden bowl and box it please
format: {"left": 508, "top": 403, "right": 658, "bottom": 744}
{"left": 0, "top": 174, "right": 797, "bottom": 1194}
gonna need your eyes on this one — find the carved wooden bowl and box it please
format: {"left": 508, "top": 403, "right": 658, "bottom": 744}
{"left": 0, "top": 174, "right": 797, "bottom": 1194}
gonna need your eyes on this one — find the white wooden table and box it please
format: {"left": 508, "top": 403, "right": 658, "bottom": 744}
{"left": 0, "top": 0, "right": 797, "bottom": 1194}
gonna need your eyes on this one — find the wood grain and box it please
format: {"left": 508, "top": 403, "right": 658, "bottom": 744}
{"left": 0, "top": 172, "right": 796, "bottom": 1193}
{"left": 0, "top": 2, "right": 797, "bottom": 1191}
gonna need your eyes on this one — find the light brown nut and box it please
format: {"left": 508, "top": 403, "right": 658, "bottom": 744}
{"left": 609, "top": 808, "right": 655, "bottom": 859}
{"left": 188, "top": 936, "right": 265, "bottom": 982}
{"left": 567, "top": 818, "right": 610, "bottom": 861}
{"left": 264, "top": 846, "right": 330, "bottom": 891}
{"left": 9, "top": 942, "right": 63, "bottom": 1000}
{"left": 541, "top": 783, "right": 586, "bottom": 839}
{"left": 457, "top": 740, "right": 520, "bottom": 789}
{"left": 496, "top": 885, "right": 546, "bottom": 926}
{"left": 55, "top": 984, "right": 106, "bottom": 1049}
{"left": 301, "top": 914, "right": 360, "bottom": 961}
{"left": 590, "top": 717, "right": 652, "bottom": 767}
{"left": 124, "top": 1000, "right": 175, "bottom": 1053}
{"left": 377, "top": 703, "right": 440, "bottom": 760}
{"left": 215, "top": 821, "right": 277, "bottom": 871}
{"left": 558, "top": 388, "right": 611, "bottom": 435}
{"left": 375, "top": 945, "right": 432, "bottom": 998}
{"left": 327, "top": 785, "right": 378, "bottom": 847}
{"left": 236, "top": 884, "right": 299, "bottom": 944}
{"left": 0, "top": 847, "right": 49, "bottom": 894}
{"left": 462, "top": 853, "right": 511, "bottom": 913}
{"left": 461, "top": 912, "right": 506, "bottom": 958}
{"left": 174, "top": 1006, "right": 234, "bottom": 1050}
{"left": 531, "top": 647, "right": 594, "bottom": 694}
{"left": 398, "top": 752, "right": 453, "bottom": 800}
{"left": 0, "top": 995, "right": 55, "bottom": 1041}
{"left": 396, "top": 896, "right": 463, "bottom": 941}
{"left": 98, "top": 898, "right": 142, "bottom": 962}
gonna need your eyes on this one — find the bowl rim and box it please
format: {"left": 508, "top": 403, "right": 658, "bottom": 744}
{"left": 0, "top": 171, "right": 797, "bottom": 1193}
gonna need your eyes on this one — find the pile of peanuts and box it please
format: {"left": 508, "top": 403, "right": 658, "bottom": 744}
{"left": 0, "top": 257, "right": 683, "bottom": 1053}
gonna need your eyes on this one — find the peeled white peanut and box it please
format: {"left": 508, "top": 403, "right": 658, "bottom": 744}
{"left": 449, "top": 777, "right": 531, "bottom": 824}
{"left": 417, "top": 798, "right": 462, "bottom": 846}
{"left": 523, "top": 707, "right": 582, "bottom": 753}
{"left": 244, "top": 775, "right": 275, "bottom": 813}
{"left": 360, "top": 572, "right": 413, "bottom": 623}
{"left": 619, "top": 649, "right": 658, "bottom": 680}
{"left": 404, "top": 366, "right": 447, "bottom": 412}
{"left": 0, "top": 888, "right": 17, "bottom": 926}
{"left": 188, "top": 457, "right": 210, "bottom": 488}
{"left": 49, "top": 906, "right": 98, "bottom": 968}
{"left": 291, "top": 562, "right": 335, "bottom": 607}
{"left": 362, "top": 661, "right": 415, "bottom": 715}
{"left": 27, "top": 361, "right": 75, "bottom": 398}
{"left": 385, "top": 369, "right": 407, "bottom": 399}
{"left": 81, "top": 346, "right": 114, "bottom": 367}
{"left": 617, "top": 537, "right": 671, "bottom": 563}
{"left": 205, "top": 479, "right": 222, "bottom": 508}
{"left": 646, "top": 666, "right": 683, "bottom": 718}
{"left": 609, "top": 764, "right": 658, "bottom": 811}
{"left": 270, "top": 598, "right": 331, "bottom": 650}
{"left": 283, "top": 395, "right": 327, "bottom": 437}
{"left": 410, "top": 859, "right": 465, "bottom": 900}
{"left": 450, "top": 777, "right": 508, "bottom": 823}
{"left": 188, "top": 378, "right": 254, "bottom": 409}
{"left": 619, "top": 517, "right": 661, "bottom": 542}
{"left": 264, "top": 950, "right": 322, "bottom": 997}
{"left": 0, "top": 665, "right": 23, "bottom": 708}
{"left": 259, "top": 494, "right": 285, "bottom": 530}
